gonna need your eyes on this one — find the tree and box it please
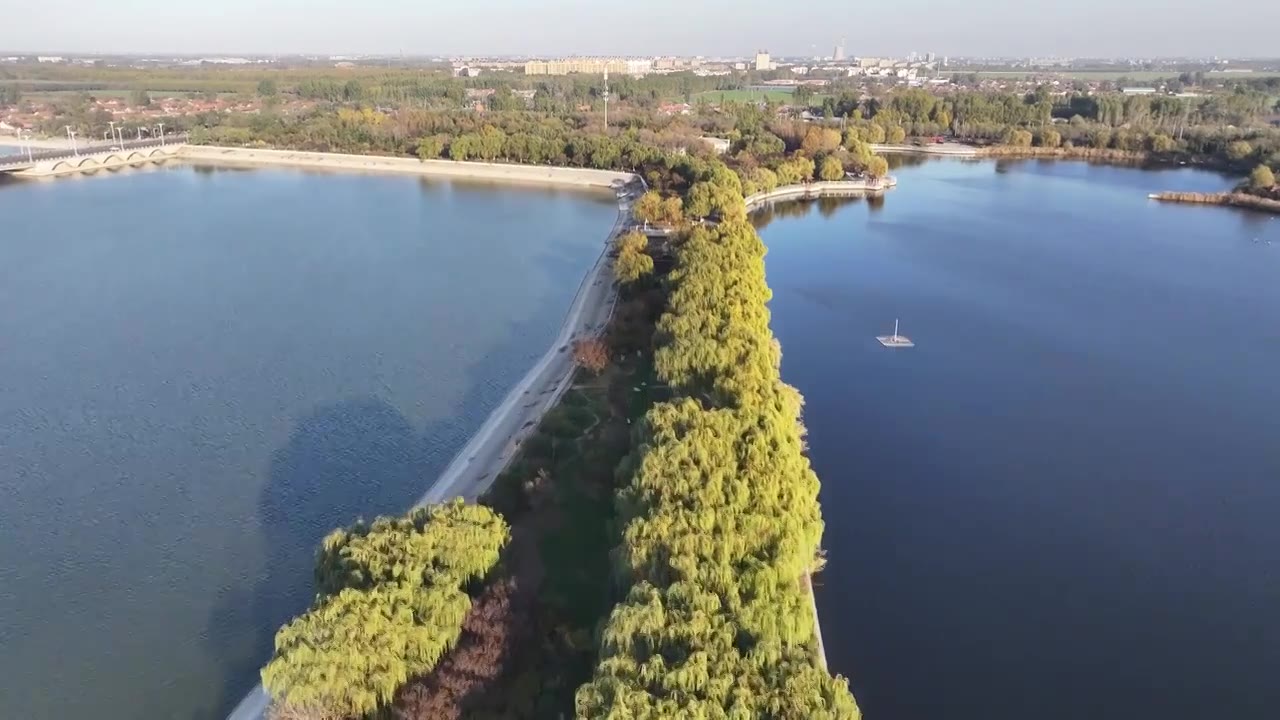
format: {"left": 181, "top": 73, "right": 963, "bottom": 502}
{"left": 264, "top": 502, "right": 509, "bottom": 719}
{"left": 684, "top": 182, "right": 717, "bottom": 218}
{"left": 614, "top": 247, "right": 654, "bottom": 284}
{"left": 1227, "top": 140, "right": 1254, "bottom": 162}
{"left": 800, "top": 127, "right": 842, "bottom": 156}
{"left": 864, "top": 123, "right": 887, "bottom": 144}
{"left": 865, "top": 155, "right": 889, "bottom": 179}
{"left": 886, "top": 125, "right": 906, "bottom": 144}
{"left": 818, "top": 155, "right": 845, "bottom": 181}
{"left": 1250, "top": 164, "right": 1276, "bottom": 190}
{"left": 1088, "top": 127, "right": 1113, "bottom": 149}
{"left": 1003, "top": 128, "right": 1033, "bottom": 147}
{"left": 614, "top": 231, "right": 647, "bottom": 256}
{"left": 131, "top": 88, "right": 151, "bottom": 108}
{"left": 417, "top": 136, "right": 444, "bottom": 160}
{"left": 1039, "top": 129, "right": 1062, "bottom": 148}
{"left": 257, "top": 79, "right": 279, "bottom": 98}
{"left": 1149, "top": 133, "right": 1176, "bottom": 153}
{"left": 774, "top": 156, "right": 816, "bottom": 185}
{"left": 634, "top": 190, "right": 682, "bottom": 225}
{"left": 572, "top": 337, "right": 610, "bottom": 374}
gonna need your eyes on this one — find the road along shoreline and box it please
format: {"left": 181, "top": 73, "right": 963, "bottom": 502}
{"left": 226, "top": 168, "right": 638, "bottom": 720}
{"left": 177, "top": 145, "right": 633, "bottom": 189}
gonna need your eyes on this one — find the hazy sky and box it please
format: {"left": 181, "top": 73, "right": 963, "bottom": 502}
{"left": 2, "top": 0, "right": 1276, "bottom": 58}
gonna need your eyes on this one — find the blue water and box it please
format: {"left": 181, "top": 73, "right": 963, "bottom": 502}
{"left": 756, "top": 158, "right": 1280, "bottom": 720}
{"left": 0, "top": 164, "right": 617, "bottom": 719}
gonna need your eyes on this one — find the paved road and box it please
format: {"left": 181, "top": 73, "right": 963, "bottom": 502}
{"left": 227, "top": 178, "right": 637, "bottom": 720}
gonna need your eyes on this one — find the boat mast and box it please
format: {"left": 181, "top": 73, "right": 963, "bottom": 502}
{"left": 894, "top": 318, "right": 899, "bottom": 340}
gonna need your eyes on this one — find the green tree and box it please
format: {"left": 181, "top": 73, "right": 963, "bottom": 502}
{"left": 1227, "top": 140, "right": 1254, "bottom": 162}
{"left": 1003, "top": 128, "right": 1033, "bottom": 147}
{"left": 417, "top": 136, "right": 444, "bottom": 160}
{"left": 864, "top": 123, "right": 887, "bottom": 144}
{"left": 886, "top": 125, "right": 907, "bottom": 144}
{"left": 131, "top": 88, "right": 151, "bottom": 108}
{"left": 257, "top": 78, "right": 279, "bottom": 98}
{"left": 818, "top": 155, "right": 845, "bottom": 181}
{"left": 1149, "top": 133, "right": 1176, "bottom": 153}
{"left": 1250, "top": 164, "right": 1276, "bottom": 189}
{"left": 865, "top": 155, "right": 889, "bottom": 179}
{"left": 263, "top": 502, "right": 509, "bottom": 719}
{"left": 1039, "top": 129, "right": 1062, "bottom": 148}
{"left": 614, "top": 247, "right": 654, "bottom": 284}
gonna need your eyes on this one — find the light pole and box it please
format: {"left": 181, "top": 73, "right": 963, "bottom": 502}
{"left": 156, "top": 122, "right": 166, "bottom": 146}
{"left": 115, "top": 125, "right": 125, "bottom": 148}
{"left": 108, "top": 120, "right": 120, "bottom": 149}
{"left": 18, "top": 129, "right": 34, "bottom": 162}
{"left": 65, "top": 126, "right": 79, "bottom": 156}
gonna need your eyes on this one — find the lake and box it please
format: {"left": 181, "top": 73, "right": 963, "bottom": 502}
{"left": 0, "top": 163, "right": 617, "bottom": 719}
{"left": 755, "top": 158, "right": 1280, "bottom": 720}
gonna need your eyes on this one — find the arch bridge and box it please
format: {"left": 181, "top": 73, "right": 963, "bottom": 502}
{"left": 0, "top": 136, "right": 188, "bottom": 177}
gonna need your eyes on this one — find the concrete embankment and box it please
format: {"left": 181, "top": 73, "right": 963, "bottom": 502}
{"left": 871, "top": 142, "right": 979, "bottom": 157}
{"left": 1149, "top": 190, "right": 1280, "bottom": 214}
{"left": 177, "top": 145, "right": 633, "bottom": 189}
{"left": 745, "top": 177, "right": 897, "bottom": 211}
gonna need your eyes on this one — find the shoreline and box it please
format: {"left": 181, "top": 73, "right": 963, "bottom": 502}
{"left": 744, "top": 177, "right": 899, "bottom": 674}
{"left": 1149, "top": 190, "right": 1280, "bottom": 214}
{"left": 225, "top": 166, "right": 637, "bottom": 720}
{"left": 745, "top": 177, "right": 898, "bottom": 211}
{"left": 177, "top": 145, "right": 632, "bottom": 189}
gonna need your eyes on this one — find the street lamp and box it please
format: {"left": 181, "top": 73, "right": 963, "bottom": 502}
{"left": 157, "top": 122, "right": 166, "bottom": 146}
{"left": 18, "top": 129, "right": 34, "bottom": 162}
{"left": 65, "top": 126, "right": 79, "bottom": 156}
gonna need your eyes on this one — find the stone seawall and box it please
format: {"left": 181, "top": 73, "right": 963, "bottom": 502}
{"left": 177, "top": 146, "right": 634, "bottom": 189}
{"left": 745, "top": 177, "right": 897, "bottom": 211}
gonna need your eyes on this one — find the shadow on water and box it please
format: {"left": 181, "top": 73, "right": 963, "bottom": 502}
{"left": 197, "top": 247, "right": 594, "bottom": 720}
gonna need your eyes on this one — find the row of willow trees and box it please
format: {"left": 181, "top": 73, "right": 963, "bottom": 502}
{"left": 573, "top": 155, "right": 860, "bottom": 717}
{"left": 253, "top": 115, "right": 877, "bottom": 718}
{"left": 261, "top": 501, "right": 509, "bottom": 718}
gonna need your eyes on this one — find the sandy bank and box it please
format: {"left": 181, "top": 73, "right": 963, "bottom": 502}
{"left": 871, "top": 142, "right": 979, "bottom": 157}
{"left": 178, "top": 145, "right": 633, "bottom": 189}
{"left": 1149, "top": 190, "right": 1280, "bottom": 214}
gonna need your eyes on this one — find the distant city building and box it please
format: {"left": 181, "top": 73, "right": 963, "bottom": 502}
{"left": 524, "top": 58, "right": 651, "bottom": 75}
{"left": 1121, "top": 87, "right": 1158, "bottom": 94}
{"left": 755, "top": 50, "right": 773, "bottom": 72}
{"left": 37, "top": 56, "right": 65, "bottom": 63}
{"left": 834, "top": 41, "right": 846, "bottom": 62}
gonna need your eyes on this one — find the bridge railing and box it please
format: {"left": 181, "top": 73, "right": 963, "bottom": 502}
{"left": 0, "top": 134, "right": 188, "bottom": 169}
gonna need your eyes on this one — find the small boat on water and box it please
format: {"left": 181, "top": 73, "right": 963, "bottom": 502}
{"left": 877, "top": 319, "right": 915, "bottom": 348}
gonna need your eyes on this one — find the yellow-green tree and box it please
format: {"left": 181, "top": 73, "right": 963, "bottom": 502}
{"left": 1227, "top": 140, "right": 1254, "bottom": 162}
{"left": 1250, "top": 164, "right": 1276, "bottom": 190}
{"left": 263, "top": 501, "right": 509, "bottom": 719}
{"left": 818, "top": 155, "right": 845, "bottom": 181}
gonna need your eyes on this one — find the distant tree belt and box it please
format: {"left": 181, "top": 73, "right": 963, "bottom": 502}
{"left": 573, "top": 157, "right": 861, "bottom": 717}
{"left": 261, "top": 501, "right": 509, "bottom": 718}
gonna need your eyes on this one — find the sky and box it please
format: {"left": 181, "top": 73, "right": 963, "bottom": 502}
{"left": 1, "top": 0, "right": 1277, "bottom": 58}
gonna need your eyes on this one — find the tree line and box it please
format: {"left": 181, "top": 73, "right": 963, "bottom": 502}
{"left": 261, "top": 501, "right": 509, "bottom": 718}
{"left": 575, "top": 155, "right": 860, "bottom": 716}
